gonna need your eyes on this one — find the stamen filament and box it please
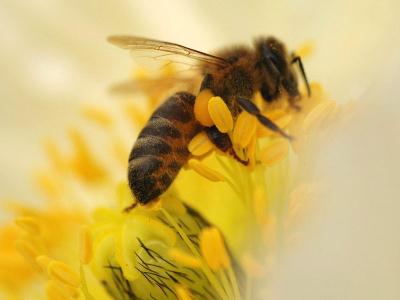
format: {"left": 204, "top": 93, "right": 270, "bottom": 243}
{"left": 161, "top": 208, "right": 229, "bottom": 300}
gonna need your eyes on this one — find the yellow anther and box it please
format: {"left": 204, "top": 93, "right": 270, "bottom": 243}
{"left": 208, "top": 96, "right": 233, "bottom": 133}
{"left": 168, "top": 248, "right": 201, "bottom": 268}
{"left": 296, "top": 41, "right": 315, "bottom": 58}
{"left": 232, "top": 111, "right": 257, "bottom": 148}
{"left": 188, "top": 132, "right": 214, "bottom": 156}
{"left": 69, "top": 128, "right": 106, "bottom": 182}
{"left": 79, "top": 226, "right": 92, "bottom": 265}
{"left": 47, "top": 260, "right": 80, "bottom": 288}
{"left": 46, "top": 280, "right": 79, "bottom": 300}
{"left": 259, "top": 139, "right": 289, "bottom": 166}
{"left": 15, "top": 239, "right": 40, "bottom": 262}
{"left": 81, "top": 105, "right": 113, "bottom": 127}
{"left": 199, "top": 227, "right": 230, "bottom": 271}
{"left": 176, "top": 285, "right": 193, "bottom": 300}
{"left": 36, "top": 255, "right": 52, "bottom": 272}
{"left": 188, "top": 159, "right": 225, "bottom": 182}
{"left": 194, "top": 89, "right": 214, "bottom": 126}
{"left": 303, "top": 100, "right": 336, "bottom": 132}
{"left": 15, "top": 216, "right": 41, "bottom": 235}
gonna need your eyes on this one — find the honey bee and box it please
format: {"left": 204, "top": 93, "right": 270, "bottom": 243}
{"left": 108, "top": 36, "right": 310, "bottom": 207}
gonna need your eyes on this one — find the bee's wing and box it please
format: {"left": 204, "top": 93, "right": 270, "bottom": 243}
{"left": 109, "top": 75, "right": 201, "bottom": 96}
{"left": 107, "top": 35, "right": 230, "bottom": 72}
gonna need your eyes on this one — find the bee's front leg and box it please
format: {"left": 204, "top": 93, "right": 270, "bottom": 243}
{"left": 204, "top": 126, "right": 248, "bottom": 165}
{"left": 237, "top": 97, "right": 293, "bottom": 140}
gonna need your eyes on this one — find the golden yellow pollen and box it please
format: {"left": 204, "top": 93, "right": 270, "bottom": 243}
{"left": 208, "top": 96, "right": 233, "bottom": 133}
{"left": 15, "top": 216, "right": 41, "bottom": 236}
{"left": 199, "top": 227, "right": 230, "bottom": 271}
{"left": 47, "top": 260, "right": 80, "bottom": 288}
{"left": 188, "top": 132, "right": 214, "bottom": 156}
{"left": 259, "top": 138, "right": 289, "bottom": 165}
{"left": 194, "top": 89, "right": 214, "bottom": 126}
{"left": 232, "top": 111, "right": 257, "bottom": 148}
{"left": 79, "top": 226, "right": 92, "bottom": 265}
{"left": 36, "top": 255, "right": 52, "bottom": 272}
{"left": 168, "top": 248, "right": 202, "bottom": 268}
{"left": 81, "top": 105, "right": 113, "bottom": 127}
{"left": 176, "top": 285, "right": 193, "bottom": 300}
{"left": 303, "top": 100, "right": 337, "bottom": 132}
{"left": 188, "top": 159, "right": 225, "bottom": 182}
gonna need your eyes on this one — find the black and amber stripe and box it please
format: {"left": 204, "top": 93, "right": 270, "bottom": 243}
{"left": 128, "top": 92, "right": 202, "bottom": 204}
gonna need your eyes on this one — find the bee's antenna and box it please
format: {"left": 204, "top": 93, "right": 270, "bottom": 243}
{"left": 291, "top": 56, "right": 311, "bottom": 97}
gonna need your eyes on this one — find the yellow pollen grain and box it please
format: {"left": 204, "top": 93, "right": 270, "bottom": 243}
{"left": 232, "top": 111, "right": 257, "bottom": 148}
{"left": 46, "top": 280, "right": 79, "bottom": 300}
{"left": 188, "top": 159, "right": 225, "bottom": 182}
{"left": 79, "top": 227, "right": 92, "bottom": 265}
{"left": 303, "top": 100, "right": 336, "bottom": 132}
{"left": 188, "top": 132, "right": 214, "bottom": 156}
{"left": 36, "top": 255, "right": 52, "bottom": 272}
{"left": 199, "top": 227, "right": 230, "bottom": 271}
{"left": 176, "top": 285, "right": 193, "bottom": 300}
{"left": 81, "top": 105, "right": 113, "bottom": 127}
{"left": 15, "top": 216, "right": 41, "bottom": 236}
{"left": 260, "top": 139, "right": 289, "bottom": 166}
{"left": 168, "top": 248, "right": 201, "bottom": 268}
{"left": 208, "top": 96, "right": 233, "bottom": 133}
{"left": 47, "top": 260, "right": 80, "bottom": 288}
{"left": 194, "top": 89, "right": 214, "bottom": 126}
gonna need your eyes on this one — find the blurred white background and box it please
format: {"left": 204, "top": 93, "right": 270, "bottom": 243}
{"left": 1, "top": 1, "right": 400, "bottom": 298}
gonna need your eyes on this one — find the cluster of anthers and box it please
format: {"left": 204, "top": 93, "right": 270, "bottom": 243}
{"left": 6, "top": 57, "right": 344, "bottom": 300}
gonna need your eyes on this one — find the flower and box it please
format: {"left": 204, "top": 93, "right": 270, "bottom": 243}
{"left": 1, "top": 54, "right": 341, "bottom": 299}
{"left": 2, "top": 1, "right": 400, "bottom": 299}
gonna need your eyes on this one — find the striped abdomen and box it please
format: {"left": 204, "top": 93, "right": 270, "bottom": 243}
{"left": 128, "top": 92, "right": 201, "bottom": 204}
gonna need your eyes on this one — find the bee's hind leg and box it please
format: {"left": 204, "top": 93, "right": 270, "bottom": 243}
{"left": 238, "top": 97, "right": 293, "bottom": 141}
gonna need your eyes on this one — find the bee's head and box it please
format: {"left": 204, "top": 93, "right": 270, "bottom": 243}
{"left": 255, "top": 37, "right": 300, "bottom": 101}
